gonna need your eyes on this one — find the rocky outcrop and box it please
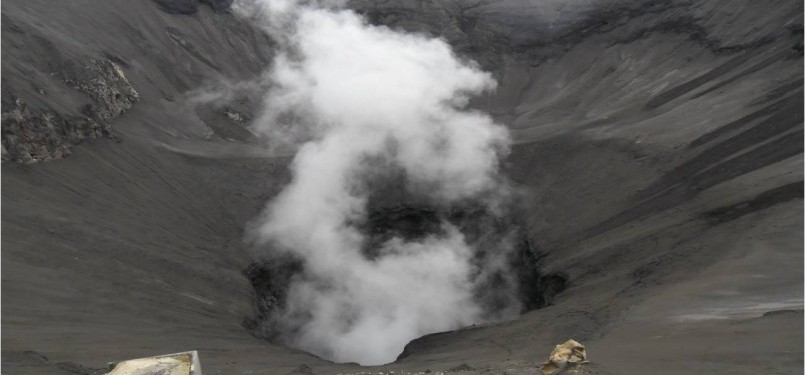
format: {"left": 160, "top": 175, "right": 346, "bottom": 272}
{"left": 65, "top": 58, "right": 140, "bottom": 121}
{"left": 2, "top": 58, "right": 138, "bottom": 164}
{"left": 1, "top": 98, "right": 110, "bottom": 164}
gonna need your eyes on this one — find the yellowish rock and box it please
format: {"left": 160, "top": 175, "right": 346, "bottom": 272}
{"left": 107, "top": 351, "right": 201, "bottom": 375}
{"left": 539, "top": 339, "right": 587, "bottom": 375}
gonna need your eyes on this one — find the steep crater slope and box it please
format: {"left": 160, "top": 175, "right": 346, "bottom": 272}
{"left": 2, "top": 0, "right": 803, "bottom": 374}
{"left": 355, "top": 1, "right": 803, "bottom": 374}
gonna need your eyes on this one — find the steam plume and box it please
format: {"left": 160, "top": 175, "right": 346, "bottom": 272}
{"left": 237, "top": 0, "right": 514, "bottom": 365}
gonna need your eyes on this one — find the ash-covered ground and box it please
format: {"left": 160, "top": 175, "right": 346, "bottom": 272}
{"left": 2, "top": 0, "right": 802, "bottom": 374}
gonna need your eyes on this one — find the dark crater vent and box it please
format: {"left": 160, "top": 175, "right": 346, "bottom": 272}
{"left": 243, "top": 203, "right": 566, "bottom": 341}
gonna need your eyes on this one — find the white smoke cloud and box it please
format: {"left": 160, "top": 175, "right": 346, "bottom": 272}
{"left": 237, "top": 0, "right": 514, "bottom": 365}
{"left": 184, "top": 76, "right": 269, "bottom": 107}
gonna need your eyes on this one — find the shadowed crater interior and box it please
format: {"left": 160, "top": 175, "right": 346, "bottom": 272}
{"left": 242, "top": 201, "right": 567, "bottom": 346}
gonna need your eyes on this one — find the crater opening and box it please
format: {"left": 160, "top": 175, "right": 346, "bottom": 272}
{"left": 242, "top": 201, "right": 566, "bottom": 364}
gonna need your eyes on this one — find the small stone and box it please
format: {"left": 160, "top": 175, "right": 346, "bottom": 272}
{"left": 286, "top": 364, "right": 315, "bottom": 375}
{"left": 447, "top": 364, "right": 474, "bottom": 372}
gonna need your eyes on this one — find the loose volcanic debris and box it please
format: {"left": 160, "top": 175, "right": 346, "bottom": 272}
{"left": 2, "top": 58, "right": 138, "bottom": 164}
{"left": 65, "top": 59, "right": 140, "bottom": 121}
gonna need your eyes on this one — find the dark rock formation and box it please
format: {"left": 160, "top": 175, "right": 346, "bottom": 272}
{"left": 65, "top": 59, "right": 140, "bottom": 121}
{"left": 151, "top": 0, "right": 233, "bottom": 14}
{"left": 1, "top": 97, "right": 111, "bottom": 164}
{"left": 2, "top": 58, "right": 136, "bottom": 164}
{"left": 200, "top": 0, "right": 234, "bottom": 13}
{"left": 243, "top": 257, "right": 304, "bottom": 340}
{"left": 151, "top": 0, "right": 199, "bottom": 14}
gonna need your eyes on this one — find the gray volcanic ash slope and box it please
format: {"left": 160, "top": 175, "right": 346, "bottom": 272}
{"left": 2, "top": 0, "right": 802, "bottom": 374}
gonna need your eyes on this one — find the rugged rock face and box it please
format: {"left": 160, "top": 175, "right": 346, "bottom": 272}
{"left": 1, "top": 0, "right": 268, "bottom": 164}
{"left": 1, "top": 58, "right": 138, "bottom": 164}
{"left": 67, "top": 59, "right": 140, "bottom": 121}
{"left": 1, "top": 97, "right": 109, "bottom": 164}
